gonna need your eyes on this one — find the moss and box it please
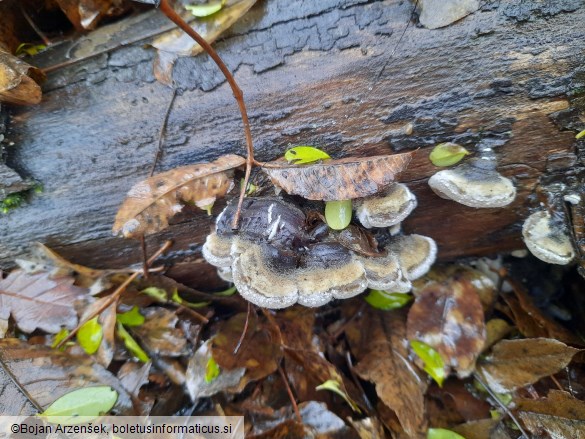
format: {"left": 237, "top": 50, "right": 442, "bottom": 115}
{"left": 0, "top": 183, "right": 42, "bottom": 214}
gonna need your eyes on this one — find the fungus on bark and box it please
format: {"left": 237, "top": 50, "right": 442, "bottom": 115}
{"left": 388, "top": 234, "right": 438, "bottom": 281}
{"left": 522, "top": 210, "right": 575, "bottom": 265}
{"left": 355, "top": 183, "right": 417, "bottom": 228}
{"left": 428, "top": 157, "right": 516, "bottom": 208}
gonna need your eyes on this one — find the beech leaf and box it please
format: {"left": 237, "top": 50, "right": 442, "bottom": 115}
{"left": 407, "top": 267, "right": 487, "bottom": 378}
{"left": 77, "top": 317, "right": 103, "bottom": 355}
{"left": 116, "top": 307, "right": 145, "bottom": 327}
{"left": 325, "top": 199, "right": 352, "bottom": 230}
{"left": 262, "top": 152, "right": 414, "bottom": 201}
{"left": 113, "top": 154, "right": 245, "bottom": 238}
{"left": 39, "top": 386, "right": 118, "bottom": 422}
{"left": 477, "top": 338, "right": 581, "bottom": 393}
{"left": 365, "top": 290, "right": 412, "bottom": 310}
{"left": 116, "top": 323, "right": 150, "bottom": 363}
{"left": 0, "top": 50, "right": 44, "bottom": 105}
{"left": 429, "top": 142, "right": 470, "bottom": 167}
{"left": 285, "top": 146, "right": 331, "bottom": 165}
{"left": 410, "top": 340, "right": 446, "bottom": 387}
{"left": 0, "top": 270, "right": 86, "bottom": 336}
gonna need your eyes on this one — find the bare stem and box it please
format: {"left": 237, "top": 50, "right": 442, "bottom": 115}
{"left": 158, "top": 0, "right": 255, "bottom": 229}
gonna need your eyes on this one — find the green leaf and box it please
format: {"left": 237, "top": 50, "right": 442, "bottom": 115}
{"left": 185, "top": 1, "right": 225, "bottom": 17}
{"left": 39, "top": 386, "right": 118, "bottom": 423}
{"left": 429, "top": 142, "right": 470, "bottom": 167}
{"left": 427, "top": 428, "right": 467, "bottom": 439}
{"left": 116, "top": 306, "right": 145, "bottom": 327}
{"left": 117, "top": 322, "right": 150, "bottom": 363}
{"left": 140, "top": 286, "right": 168, "bottom": 302}
{"left": 51, "top": 328, "right": 70, "bottom": 349}
{"left": 473, "top": 380, "right": 512, "bottom": 406}
{"left": 577, "top": 129, "right": 585, "bottom": 140}
{"left": 365, "top": 290, "right": 412, "bottom": 310}
{"left": 325, "top": 199, "right": 352, "bottom": 230}
{"left": 240, "top": 178, "right": 257, "bottom": 195}
{"left": 205, "top": 357, "right": 221, "bottom": 383}
{"left": 171, "top": 289, "right": 210, "bottom": 308}
{"left": 410, "top": 340, "right": 446, "bottom": 387}
{"left": 15, "top": 43, "right": 47, "bottom": 57}
{"left": 215, "top": 285, "right": 237, "bottom": 296}
{"left": 200, "top": 202, "right": 214, "bottom": 215}
{"left": 316, "top": 379, "right": 360, "bottom": 413}
{"left": 77, "top": 317, "right": 103, "bottom": 355}
{"left": 285, "top": 146, "right": 331, "bottom": 165}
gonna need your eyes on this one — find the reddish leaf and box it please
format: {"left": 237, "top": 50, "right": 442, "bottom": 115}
{"left": 408, "top": 266, "right": 487, "bottom": 378}
{"left": 261, "top": 153, "right": 413, "bottom": 201}
{"left": 346, "top": 307, "right": 428, "bottom": 436}
{"left": 0, "top": 270, "right": 87, "bottom": 336}
{"left": 477, "top": 338, "right": 581, "bottom": 393}
{"left": 113, "top": 154, "right": 245, "bottom": 238}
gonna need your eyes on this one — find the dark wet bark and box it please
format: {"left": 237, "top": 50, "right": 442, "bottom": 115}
{"left": 2, "top": 0, "right": 584, "bottom": 289}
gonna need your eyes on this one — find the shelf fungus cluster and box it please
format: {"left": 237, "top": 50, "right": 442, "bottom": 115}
{"left": 203, "top": 188, "right": 436, "bottom": 309}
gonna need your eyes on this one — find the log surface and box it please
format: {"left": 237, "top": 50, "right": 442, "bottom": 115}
{"left": 2, "top": 0, "right": 584, "bottom": 287}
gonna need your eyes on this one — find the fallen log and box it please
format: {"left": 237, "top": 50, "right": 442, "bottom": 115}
{"left": 2, "top": 0, "right": 584, "bottom": 289}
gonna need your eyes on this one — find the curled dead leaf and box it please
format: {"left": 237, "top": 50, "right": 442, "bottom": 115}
{"left": 477, "top": 338, "right": 581, "bottom": 393}
{"left": 54, "top": 0, "right": 130, "bottom": 31}
{"left": 261, "top": 152, "right": 413, "bottom": 201}
{"left": 408, "top": 266, "right": 487, "bottom": 378}
{"left": 113, "top": 154, "right": 245, "bottom": 238}
{"left": 0, "top": 50, "right": 44, "bottom": 105}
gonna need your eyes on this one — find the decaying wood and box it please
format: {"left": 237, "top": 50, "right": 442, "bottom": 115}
{"left": 1, "top": 0, "right": 584, "bottom": 289}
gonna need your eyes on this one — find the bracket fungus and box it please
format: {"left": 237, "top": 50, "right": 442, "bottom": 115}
{"left": 355, "top": 183, "right": 417, "bottom": 228}
{"left": 203, "top": 196, "right": 437, "bottom": 309}
{"left": 522, "top": 210, "right": 575, "bottom": 265}
{"left": 428, "top": 157, "right": 516, "bottom": 208}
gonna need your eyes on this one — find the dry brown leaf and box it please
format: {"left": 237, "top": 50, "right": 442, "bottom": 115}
{"left": 477, "top": 338, "right": 582, "bottom": 393}
{"left": 211, "top": 312, "right": 282, "bottom": 390}
{"left": 407, "top": 266, "right": 487, "bottom": 378}
{"left": 0, "top": 364, "right": 38, "bottom": 416}
{"left": 262, "top": 152, "right": 413, "bottom": 201}
{"left": 0, "top": 270, "right": 87, "bottom": 337}
{"left": 0, "top": 338, "right": 134, "bottom": 414}
{"left": 131, "top": 307, "right": 188, "bottom": 357}
{"left": 152, "top": 0, "right": 258, "bottom": 86}
{"left": 346, "top": 307, "right": 428, "bottom": 437}
{"left": 451, "top": 419, "right": 511, "bottom": 439}
{"left": 113, "top": 154, "right": 245, "bottom": 238}
{"left": 54, "top": 0, "right": 130, "bottom": 30}
{"left": 0, "top": 50, "right": 43, "bottom": 105}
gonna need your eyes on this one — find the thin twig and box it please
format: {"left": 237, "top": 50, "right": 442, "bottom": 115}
{"left": 234, "top": 301, "right": 252, "bottom": 354}
{"left": 158, "top": 0, "right": 255, "bottom": 230}
{"left": 550, "top": 374, "right": 564, "bottom": 392}
{"left": 56, "top": 240, "right": 172, "bottom": 348}
{"left": 174, "top": 303, "right": 210, "bottom": 324}
{"left": 474, "top": 373, "right": 529, "bottom": 439}
{"left": 20, "top": 6, "right": 51, "bottom": 46}
{"left": 277, "top": 362, "right": 302, "bottom": 424}
{"left": 140, "top": 235, "right": 149, "bottom": 280}
{"left": 150, "top": 88, "right": 177, "bottom": 176}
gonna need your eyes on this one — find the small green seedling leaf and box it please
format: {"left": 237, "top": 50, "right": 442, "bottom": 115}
{"left": 140, "top": 286, "right": 168, "bottom": 302}
{"left": 577, "top": 129, "right": 585, "bottom": 140}
{"left": 171, "top": 289, "right": 210, "bottom": 308}
{"left": 325, "top": 199, "right": 352, "bottom": 230}
{"left": 473, "top": 379, "right": 512, "bottom": 406}
{"left": 427, "top": 428, "right": 466, "bottom": 439}
{"left": 185, "top": 1, "right": 225, "bottom": 17}
{"left": 429, "top": 142, "right": 470, "bottom": 167}
{"left": 116, "top": 306, "right": 145, "bottom": 327}
{"left": 215, "top": 285, "right": 237, "bottom": 296}
{"left": 285, "top": 146, "right": 331, "bottom": 165}
{"left": 117, "top": 323, "right": 150, "bottom": 363}
{"left": 410, "top": 340, "right": 446, "bottom": 387}
{"left": 200, "top": 202, "right": 214, "bottom": 216}
{"left": 240, "top": 178, "right": 257, "bottom": 195}
{"left": 51, "top": 328, "right": 71, "bottom": 350}
{"left": 39, "top": 386, "right": 118, "bottom": 424}
{"left": 365, "top": 290, "right": 412, "bottom": 310}
{"left": 77, "top": 317, "right": 103, "bottom": 355}
{"left": 316, "top": 379, "right": 360, "bottom": 413}
{"left": 16, "top": 43, "right": 47, "bottom": 57}
{"left": 205, "top": 357, "right": 221, "bottom": 383}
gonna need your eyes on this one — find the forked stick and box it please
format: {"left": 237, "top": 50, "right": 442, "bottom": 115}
{"left": 156, "top": 0, "right": 255, "bottom": 229}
